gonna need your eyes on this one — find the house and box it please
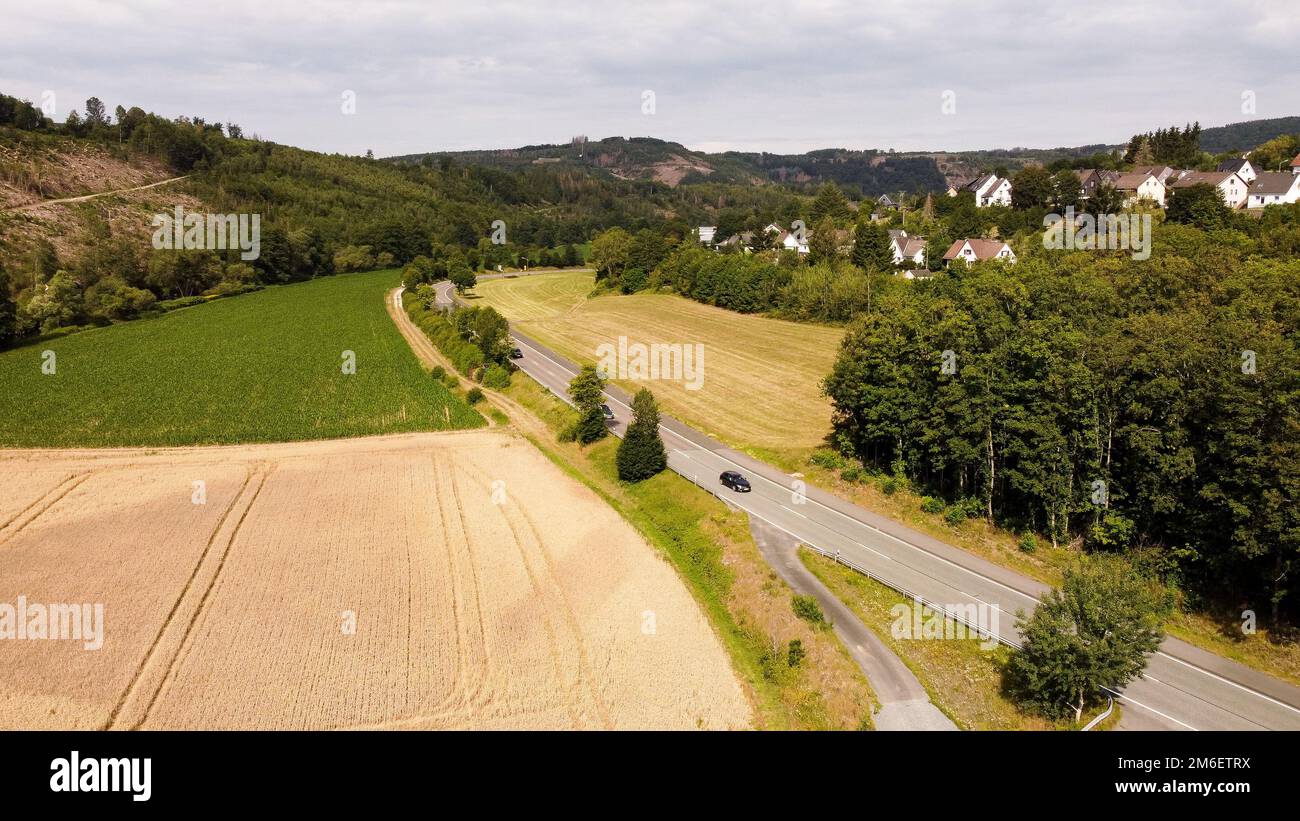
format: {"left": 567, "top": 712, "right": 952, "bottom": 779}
{"left": 1216, "top": 157, "right": 1257, "bottom": 184}
{"left": 900, "top": 268, "right": 935, "bottom": 280}
{"left": 1074, "top": 169, "right": 1106, "bottom": 199}
{"left": 876, "top": 194, "right": 900, "bottom": 210}
{"left": 962, "top": 173, "right": 1013, "bottom": 207}
{"left": 777, "top": 230, "right": 809, "bottom": 254}
{"left": 888, "top": 230, "right": 927, "bottom": 266}
{"left": 1111, "top": 172, "right": 1166, "bottom": 207}
{"left": 1128, "top": 165, "right": 1178, "bottom": 185}
{"left": 941, "top": 238, "right": 1016, "bottom": 267}
{"left": 1169, "top": 171, "right": 1249, "bottom": 209}
{"left": 763, "top": 222, "right": 784, "bottom": 235}
{"left": 716, "top": 231, "right": 754, "bottom": 252}
{"left": 1291, "top": 153, "right": 1300, "bottom": 175}
{"left": 1246, "top": 172, "right": 1300, "bottom": 208}
{"left": 697, "top": 226, "right": 717, "bottom": 244}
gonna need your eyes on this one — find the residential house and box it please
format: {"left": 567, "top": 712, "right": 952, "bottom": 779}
{"left": 1128, "top": 165, "right": 1178, "bottom": 185}
{"left": 697, "top": 226, "right": 717, "bottom": 244}
{"left": 1169, "top": 171, "right": 1249, "bottom": 209}
{"left": 941, "top": 238, "right": 1016, "bottom": 267}
{"left": 1216, "top": 157, "right": 1257, "bottom": 184}
{"left": 876, "top": 194, "right": 900, "bottom": 210}
{"left": 1246, "top": 172, "right": 1300, "bottom": 208}
{"left": 962, "top": 173, "right": 1013, "bottom": 207}
{"left": 888, "top": 229, "right": 927, "bottom": 266}
{"left": 777, "top": 230, "right": 809, "bottom": 254}
{"left": 1291, "top": 153, "right": 1300, "bottom": 175}
{"left": 1111, "top": 172, "right": 1166, "bottom": 207}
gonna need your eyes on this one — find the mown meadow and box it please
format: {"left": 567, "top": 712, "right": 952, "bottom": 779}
{"left": 0, "top": 269, "right": 483, "bottom": 446}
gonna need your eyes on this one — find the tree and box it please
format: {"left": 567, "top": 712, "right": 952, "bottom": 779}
{"left": 850, "top": 221, "right": 893, "bottom": 271}
{"left": 0, "top": 266, "right": 16, "bottom": 348}
{"left": 589, "top": 227, "right": 633, "bottom": 285}
{"left": 1050, "top": 169, "right": 1081, "bottom": 211}
{"left": 809, "top": 182, "right": 851, "bottom": 225}
{"left": 1007, "top": 556, "right": 1171, "bottom": 722}
{"left": 566, "top": 365, "right": 608, "bottom": 444}
{"left": 1165, "top": 183, "right": 1233, "bottom": 230}
{"left": 617, "top": 388, "right": 667, "bottom": 481}
{"left": 808, "top": 216, "right": 840, "bottom": 266}
{"left": 1011, "top": 166, "right": 1054, "bottom": 210}
{"left": 449, "top": 257, "right": 476, "bottom": 292}
{"left": 84, "top": 97, "right": 108, "bottom": 127}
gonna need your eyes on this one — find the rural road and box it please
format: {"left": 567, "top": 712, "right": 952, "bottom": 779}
{"left": 4, "top": 175, "right": 190, "bottom": 212}
{"left": 434, "top": 275, "right": 1300, "bottom": 731}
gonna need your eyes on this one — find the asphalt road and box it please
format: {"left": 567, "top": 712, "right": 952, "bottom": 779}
{"left": 435, "top": 275, "right": 1300, "bottom": 731}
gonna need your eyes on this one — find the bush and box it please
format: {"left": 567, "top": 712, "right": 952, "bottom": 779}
{"left": 792, "top": 594, "right": 827, "bottom": 627}
{"left": 1018, "top": 533, "right": 1037, "bottom": 553}
{"left": 481, "top": 363, "right": 511, "bottom": 390}
{"left": 921, "top": 496, "right": 945, "bottom": 514}
{"left": 881, "top": 477, "right": 899, "bottom": 495}
{"left": 809, "top": 449, "right": 845, "bottom": 470}
{"left": 431, "top": 365, "right": 446, "bottom": 380}
{"left": 787, "top": 639, "right": 806, "bottom": 668}
{"left": 944, "top": 505, "right": 967, "bottom": 524}
{"left": 840, "top": 465, "right": 863, "bottom": 483}
{"left": 465, "top": 387, "right": 484, "bottom": 404}
{"left": 443, "top": 373, "right": 459, "bottom": 389}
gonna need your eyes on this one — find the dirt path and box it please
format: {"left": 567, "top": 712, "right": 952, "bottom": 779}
{"left": 4, "top": 174, "right": 190, "bottom": 212}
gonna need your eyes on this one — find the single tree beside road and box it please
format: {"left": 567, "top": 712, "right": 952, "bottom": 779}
{"left": 1007, "top": 555, "right": 1172, "bottom": 722}
{"left": 617, "top": 388, "right": 667, "bottom": 481}
{"left": 566, "top": 365, "right": 609, "bottom": 444}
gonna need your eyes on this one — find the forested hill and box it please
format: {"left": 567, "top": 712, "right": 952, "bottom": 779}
{"left": 390, "top": 137, "right": 949, "bottom": 196}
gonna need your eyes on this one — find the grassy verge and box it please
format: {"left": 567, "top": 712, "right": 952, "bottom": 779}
{"left": 499, "top": 376, "right": 877, "bottom": 729}
{"left": 0, "top": 268, "right": 482, "bottom": 446}
{"left": 801, "top": 547, "right": 1077, "bottom": 730}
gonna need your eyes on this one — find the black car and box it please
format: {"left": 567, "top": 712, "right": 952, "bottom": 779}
{"left": 601, "top": 404, "right": 616, "bottom": 422}
{"left": 720, "top": 471, "right": 751, "bottom": 492}
{"left": 508, "top": 347, "right": 524, "bottom": 359}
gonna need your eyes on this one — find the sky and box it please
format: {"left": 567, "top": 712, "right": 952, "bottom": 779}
{"left": 3, "top": 0, "right": 1299, "bottom": 158}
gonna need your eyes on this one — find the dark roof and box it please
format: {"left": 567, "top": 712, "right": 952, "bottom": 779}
{"left": 1216, "top": 158, "right": 1251, "bottom": 173}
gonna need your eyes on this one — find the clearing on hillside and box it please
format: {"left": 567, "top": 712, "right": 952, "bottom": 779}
{"left": 0, "top": 269, "right": 483, "bottom": 447}
{"left": 0, "top": 431, "right": 752, "bottom": 730}
{"left": 471, "top": 271, "right": 843, "bottom": 458}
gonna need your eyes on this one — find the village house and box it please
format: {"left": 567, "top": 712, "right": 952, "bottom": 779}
{"left": 888, "top": 229, "right": 927, "bottom": 266}
{"left": 1128, "top": 165, "right": 1179, "bottom": 185}
{"left": 1246, "top": 172, "right": 1300, "bottom": 208}
{"left": 1216, "top": 157, "right": 1257, "bottom": 184}
{"left": 941, "top": 238, "right": 1016, "bottom": 267}
{"left": 697, "top": 226, "right": 717, "bottom": 244}
{"left": 1291, "top": 153, "right": 1300, "bottom": 175}
{"left": 1169, "top": 171, "right": 1249, "bottom": 209}
{"left": 876, "top": 194, "right": 900, "bottom": 210}
{"left": 959, "top": 173, "right": 1013, "bottom": 207}
{"left": 777, "top": 229, "right": 809, "bottom": 254}
{"left": 1111, "top": 171, "right": 1166, "bottom": 207}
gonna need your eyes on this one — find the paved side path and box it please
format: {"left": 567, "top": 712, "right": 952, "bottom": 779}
{"left": 748, "top": 518, "right": 956, "bottom": 731}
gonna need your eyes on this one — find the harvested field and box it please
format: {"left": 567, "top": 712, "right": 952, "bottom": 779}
{"left": 470, "top": 271, "right": 844, "bottom": 458}
{"left": 0, "top": 431, "right": 751, "bottom": 730}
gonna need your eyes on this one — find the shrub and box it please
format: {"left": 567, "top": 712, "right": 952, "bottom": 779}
{"left": 944, "top": 505, "right": 967, "bottom": 524}
{"left": 481, "top": 363, "right": 511, "bottom": 390}
{"left": 792, "top": 594, "right": 827, "bottom": 627}
{"left": 881, "top": 477, "right": 899, "bottom": 495}
{"left": 920, "top": 496, "right": 945, "bottom": 514}
{"left": 1018, "top": 533, "right": 1037, "bottom": 553}
{"left": 787, "top": 639, "right": 806, "bottom": 668}
{"left": 809, "top": 449, "right": 845, "bottom": 470}
{"left": 442, "top": 373, "right": 459, "bottom": 389}
{"left": 465, "top": 387, "right": 484, "bottom": 404}
{"left": 840, "top": 465, "right": 863, "bottom": 483}
{"left": 431, "top": 365, "right": 446, "bottom": 380}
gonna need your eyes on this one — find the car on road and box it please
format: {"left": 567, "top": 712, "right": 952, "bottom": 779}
{"left": 601, "top": 404, "right": 616, "bottom": 422}
{"left": 720, "top": 471, "right": 751, "bottom": 492}
{"left": 509, "top": 347, "right": 523, "bottom": 359}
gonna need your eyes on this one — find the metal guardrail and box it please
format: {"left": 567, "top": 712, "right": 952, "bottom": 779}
{"left": 1081, "top": 695, "right": 1115, "bottom": 731}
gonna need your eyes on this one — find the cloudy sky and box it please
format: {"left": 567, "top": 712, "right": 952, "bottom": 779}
{"left": 3, "top": 0, "right": 1298, "bottom": 157}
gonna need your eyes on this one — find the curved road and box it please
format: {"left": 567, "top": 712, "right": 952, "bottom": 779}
{"left": 435, "top": 275, "right": 1300, "bottom": 731}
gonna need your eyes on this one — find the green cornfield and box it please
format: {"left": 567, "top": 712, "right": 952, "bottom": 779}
{"left": 0, "top": 269, "right": 484, "bottom": 446}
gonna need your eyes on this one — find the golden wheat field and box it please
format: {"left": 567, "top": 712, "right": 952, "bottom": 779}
{"left": 0, "top": 431, "right": 751, "bottom": 730}
{"left": 471, "top": 271, "right": 845, "bottom": 458}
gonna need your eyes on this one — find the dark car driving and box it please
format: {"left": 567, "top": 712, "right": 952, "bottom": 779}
{"left": 601, "top": 404, "right": 616, "bottom": 422}
{"left": 508, "top": 347, "right": 524, "bottom": 359}
{"left": 720, "top": 471, "right": 751, "bottom": 492}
